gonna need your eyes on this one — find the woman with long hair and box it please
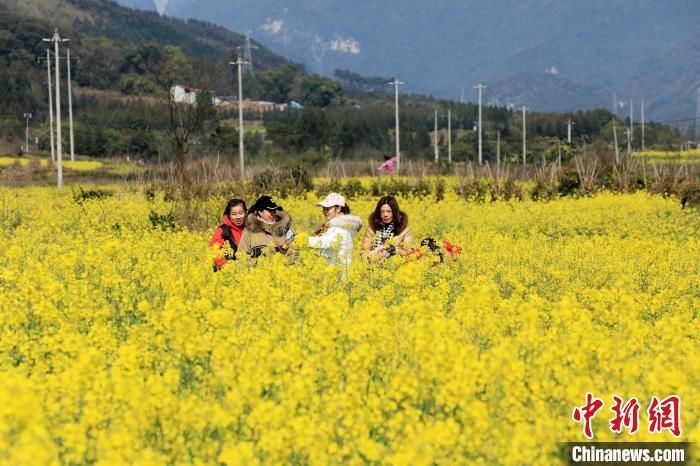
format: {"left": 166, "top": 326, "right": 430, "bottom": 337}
{"left": 361, "top": 196, "right": 413, "bottom": 260}
{"left": 209, "top": 198, "right": 247, "bottom": 270}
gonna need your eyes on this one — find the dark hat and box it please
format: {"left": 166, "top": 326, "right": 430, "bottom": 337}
{"left": 252, "top": 195, "right": 283, "bottom": 212}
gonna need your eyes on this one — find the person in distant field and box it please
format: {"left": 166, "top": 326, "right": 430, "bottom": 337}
{"left": 308, "top": 193, "right": 362, "bottom": 267}
{"left": 378, "top": 155, "right": 397, "bottom": 175}
{"left": 361, "top": 196, "right": 413, "bottom": 260}
{"left": 238, "top": 195, "right": 297, "bottom": 260}
{"left": 209, "top": 198, "right": 247, "bottom": 270}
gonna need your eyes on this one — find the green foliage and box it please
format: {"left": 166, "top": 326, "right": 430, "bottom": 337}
{"left": 72, "top": 186, "right": 113, "bottom": 204}
{"left": 333, "top": 68, "right": 391, "bottom": 93}
{"left": 530, "top": 179, "right": 558, "bottom": 202}
{"left": 680, "top": 181, "right": 700, "bottom": 209}
{"left": 300, "top": 75, "right": 343, "bottom": 107}
{"left": 296, "top": 107, "right": 331, "bottom": 152}
{"left": 251, "top": 164, "right": 314, "bottom": 198}
{"left": 149, "top": 209, "right": 178, "bottom": 230}
{"left": 118, "top": 74, "right": 158, "bottom": 95}
{"left": 557, "top": 171, "right": 581, "bottom": 197}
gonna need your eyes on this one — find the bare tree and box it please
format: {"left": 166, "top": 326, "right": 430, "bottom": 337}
{"left": 161, "top": 58, "right": 221, "bottom": 186}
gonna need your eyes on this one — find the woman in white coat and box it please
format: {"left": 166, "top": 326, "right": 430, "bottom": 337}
{"left": 308, "top": 193, "right": 362, "bottom": 267}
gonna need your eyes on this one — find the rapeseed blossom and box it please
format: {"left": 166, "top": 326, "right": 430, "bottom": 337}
{"left": 0, "top": 187, "right": 697, "bottom": 464}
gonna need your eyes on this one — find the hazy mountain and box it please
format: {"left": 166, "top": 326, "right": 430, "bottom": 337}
{"left": 487, "top": 72, "right": 613, "bottom": 113}
{"left": 117, "top": 0, "right": 158, "bottom": 12}
{"left": 160, "top": 0, "right": 700, "bottom": 122}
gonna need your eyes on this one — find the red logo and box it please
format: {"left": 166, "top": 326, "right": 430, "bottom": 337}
{"left": 609, "top": 395, "right": 640, "bottom": 434}
{"left": 572, "top": 392, "right": 605, "bottom": 439}
{"left": 573, "top": 394, "right": 682, "bottom": 439}
{"left": 648, "top": 395, "right": 682, "bottom": 438}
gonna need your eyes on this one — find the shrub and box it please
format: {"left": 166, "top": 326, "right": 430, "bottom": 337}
{"left": 149, "top": 210, "right": 178, "bottom": 231}
{"left": 558, "top": 171, "right": 581, "bottom": 197}
{"left": 72, "top": 186, "right": 113, "bottom": 204}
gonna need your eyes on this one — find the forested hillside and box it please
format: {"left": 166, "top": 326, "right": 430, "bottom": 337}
{"left": 0, "top": 0, "right": 684, "bottom": 163}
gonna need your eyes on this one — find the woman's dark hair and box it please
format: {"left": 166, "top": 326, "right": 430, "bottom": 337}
{"left": 373, "top": 196, "right": 402, "bottom": 230}
{"left": 223, "top": 198, "right": 247, "bottom": 217}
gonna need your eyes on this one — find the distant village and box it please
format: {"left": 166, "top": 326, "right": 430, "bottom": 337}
{"left": 170, "top": 84, "right": 304, "bottom": 112}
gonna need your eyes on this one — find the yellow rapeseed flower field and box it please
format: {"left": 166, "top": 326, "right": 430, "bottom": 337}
{"left": 0, "top": 186, "right": 698, "bottom": 465}
{"left": 633, "top": 149, "right": 700, "bottom": 164}
{"left": 0, "top": 157, "right": 104, "bottom": 171}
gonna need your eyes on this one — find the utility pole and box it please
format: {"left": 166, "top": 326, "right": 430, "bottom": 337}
{"left": 46, "top": 49, "right": 55, "bottom": 162}
{"left": 625, "top": 128, "right": 631, "bottom": 157}
{"left": 641, "top": 98, "right": 645, "bottom": 151}
{"left": 43, "top": 29, "right": 69, "bottom": 189}
{"left": 434, "top": 109, "right": 439, "bottom": 162}
{"left": 496, "top": 130, "right": 501, "bottom": 176}
{"left": 447, "top": 108, "right": 452, "bottom": 163}
{"left": 695, "top": 88, "right": 700, "bottom": 144}
{"left": 557, "top": 139, "right": 562, "bottom": 168}
{"left": 522, "top": 105, "right": 527, "bottom": 164}
{"left": 474, "top": 83, "right": 486, "bottom": 164}
{"left": 23, "top": 113, "right": 32, "bottom": 154}
{"left": 612, "top": 118, "right": 620, "bottom": 164}
{"left": 67, "top": 47, "right": 75, "bottom": 161}
{"left": 567, "top": 118, "right": 574, "bottom": 144}
{"left": 629, "top": 98, "right": 634, "bottom": 147}
{"left": 229, "top": 56, "right": 249, "bottom": 179}
{"left": 388, "top": 78, "right": 404, "bottom": 174}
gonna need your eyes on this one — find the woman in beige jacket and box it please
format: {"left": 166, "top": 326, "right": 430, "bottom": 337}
{"left": 238, "top": 195, "right": 297, "bottom": 260}
{"left": 361, "top": 196, "right": 413, "bottom": 260}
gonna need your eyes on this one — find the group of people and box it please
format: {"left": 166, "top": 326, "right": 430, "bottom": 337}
{"left": 209, "top": 193, "right": 414, "bottom": 270}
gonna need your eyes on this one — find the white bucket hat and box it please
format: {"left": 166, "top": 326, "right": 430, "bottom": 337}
{"left": 316, "top": 192, "right": 346, "bottom": 208}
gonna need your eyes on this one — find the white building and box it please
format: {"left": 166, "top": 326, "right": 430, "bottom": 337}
{"left": 170, "top": 84, "right": 201, "bottom": 104}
